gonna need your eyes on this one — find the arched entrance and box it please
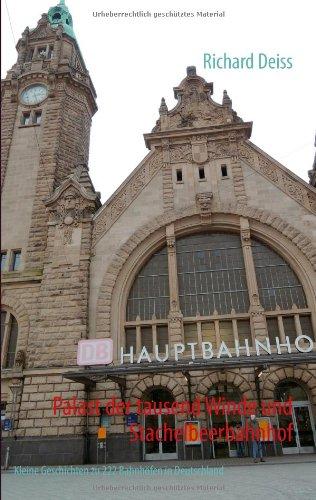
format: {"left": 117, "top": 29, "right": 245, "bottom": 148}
{"left": 142, "top": 388, "right": 178, "bottom": 461}
{"left": 208, "top": 383, "right": 245, "bottom": 458}
{"left": 275, "top": 380, "right": 316, "bottom": 454}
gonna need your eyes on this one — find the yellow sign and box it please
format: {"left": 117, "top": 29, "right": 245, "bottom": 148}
{"left": 184, "top": 421, "right": 201, "bottom": 445}
{"left": 258, "top": 417, "right": 273, "bottom": 441}
{"left": 98, "top": 427, "right": 107, "bottom": 440}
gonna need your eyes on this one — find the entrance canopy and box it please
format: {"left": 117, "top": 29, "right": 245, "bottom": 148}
{"left": 63, "top": 352, "right": 316, "bottom": 389}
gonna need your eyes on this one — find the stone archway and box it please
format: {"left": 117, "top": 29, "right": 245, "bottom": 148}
{"left": 128, "top": 373, "right": 187, "bottom": 405}
{"left": 195, "top": 370, "right": 255, "bottom": 401}
{"left": 261, "top": 366, "right": 316, "bottom": 404}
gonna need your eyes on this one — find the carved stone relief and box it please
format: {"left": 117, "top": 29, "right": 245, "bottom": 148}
{"left": 93, "top": 152, "right": 164, "bottom": 245}
{"left": 238, "top": 142, "right": 316, "bottom": 214}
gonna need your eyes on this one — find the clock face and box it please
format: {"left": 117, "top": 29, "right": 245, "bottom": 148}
{"left": 20, "top": 84, "right": 48, "bottom": 105}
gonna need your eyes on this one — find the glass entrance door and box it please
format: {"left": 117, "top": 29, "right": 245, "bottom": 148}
{"left": 143, "top": 412, "right": 178, "bottom": 461}
{"left": 294, "top": 404, "right": 315, "bottom": 453}
{"left": 280, "top": 402, "right": 315, "bottom": 454}
{"left": 210, "top": 411, "right": 245, "bottom": 458}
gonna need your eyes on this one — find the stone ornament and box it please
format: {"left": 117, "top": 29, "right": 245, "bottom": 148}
{"left": 93, "top": 151, "right": 164, "bottom": 245}
{"left": 238, "top": 142, "right": 316, "bottom": 214}
{"left": 45, "top": 167, "right": 99, "bottom": 245}
{"left": 152, "top": 66, "right": 242, "bottom": 132}
{"left": 196, "top": 192, "right": 213, "bottom": 221}
{"left": 14, "top": 350, "right": 26, "bottom": 369}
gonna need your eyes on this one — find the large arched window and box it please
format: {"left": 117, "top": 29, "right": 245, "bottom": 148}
{"left": 1, "top": 310, "right": 18, "bottom": 368}
{"left": 126, "top": 246, "right": 169, "bottom": 321}
{"left": 252, "top": 240, "right": 307, "bottom": 311}
{"left": 125, "top": 231, "right": 313, "bottom": 353}
{"left": 176, "top": 233, "right": 249, "bottom": 316}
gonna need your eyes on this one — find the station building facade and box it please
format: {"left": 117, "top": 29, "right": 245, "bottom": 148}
{"left": 1, "top": 1, "right": 316, "bottom": 465}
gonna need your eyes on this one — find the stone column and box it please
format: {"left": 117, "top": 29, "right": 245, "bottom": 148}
{"left": 166, "top": 224, "right": 183, "bottom": 344}
{"left": 240, "top": 217, "right": 267, "bottom": 342}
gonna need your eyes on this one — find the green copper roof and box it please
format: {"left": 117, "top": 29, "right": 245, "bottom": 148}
{"left": 48, "top": 0, "right": 76, "bottom": 39}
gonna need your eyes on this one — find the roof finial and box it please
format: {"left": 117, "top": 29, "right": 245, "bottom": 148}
{"left": 222, "top": 89, "right": 232, "bottom": 108}
{"left": 159, "top": 97, "right": 168, "bottom": 116}
{"left": 186, "top": 66, "right": 196, "bottom": 77}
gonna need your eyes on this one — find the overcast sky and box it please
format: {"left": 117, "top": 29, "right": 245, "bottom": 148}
{"left": 2, "top": 0, "right": 315, "bottom": 202}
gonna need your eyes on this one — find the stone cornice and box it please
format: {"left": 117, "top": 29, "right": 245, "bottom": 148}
{"left": 144, "top": 122, "right": 252, "bottom": 149}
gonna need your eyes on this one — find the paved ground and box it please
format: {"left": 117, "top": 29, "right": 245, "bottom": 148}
{"left": 2, "top": 457, "right": 316, "bottom": 500}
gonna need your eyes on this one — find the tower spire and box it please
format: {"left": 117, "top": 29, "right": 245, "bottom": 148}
{"left": 48, "top": 0, "right": 75, "bottom": 39}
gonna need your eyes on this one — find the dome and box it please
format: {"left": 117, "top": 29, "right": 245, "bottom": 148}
{"left": 48, "top": 0, "right": 76, "bottom": 39}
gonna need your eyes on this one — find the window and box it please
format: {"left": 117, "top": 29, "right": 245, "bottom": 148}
{"left": 198, "top": 167, "right": 205, "bottom": 180}
{"left": 1, "top": 252, "right": 7, "bottom": 272}
{"left": 209, "top": 383, "right": 241, "bottom": 402}
{"left": 202, "top": 322, "right": 216, "bottom": 344}
{"left": 299, "top": 315, "right": 314, "bottom": 340}
{"left": 236, "top": 320, "right": 252, "bottom": 347}
{"left": 184, "top": 323, "right": 198, "bottom": 352}
{"left": 34, "top": 111, "right": 42, "bottom": 125}
{"left": 266, "top": 317, "right": 279, "bottom": 345}
{"left": 275, "top": 381, "right": 308, "bottom": 402}
{"left": 1, "top": 311, "right": 19, "bottom": 369}
{"left": 252, "top": 240, "right": 307, "bottom": 310}
{"left": 53, "top": 12, "right": 61, "bottom": 21}
{"left": 156, "top": 326, "right": 168, "bottom": 352}
{"left": 47, "top": 45, "right": 54, "bottom": 59}
{"left": 124, "top": 231, "right": 309, "bottom": 358}
{"left": 176, "top": 169, "right": 183, "bottom": 182}
{"left": 219, "top": 321, "right": 235, "bottom": 348}
{"left": 38, "top": 47, "right": 47, "bottom": 58}
{"left": 141, "top": 326, "right": 153, "bottom": 352}
{"left": 125, "top": 328, "right": 136, "bottom": 351}
{"left": 21, "top": 113, "right": 31, "bottom": 126}
{"left": 221, "top": 165, "right": 228, "bottom": 178}
{"left": 176, "top": 233, "right": 250, "bottom": 316}
{"left": 126, "top": 246, "right": 169, "bottom": 321}
{"left": 282, "top": 316, "right": 297, "bottom": 344}
{"left": 10, "top": 251, "right": 21, "bottom": 271}
{"left": 1, "top": 402, "right": 6, "bottom": 422}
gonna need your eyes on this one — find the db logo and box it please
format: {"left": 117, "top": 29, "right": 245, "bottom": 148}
{"left": 77, "top": 339, "right": 113, "bottom": 366}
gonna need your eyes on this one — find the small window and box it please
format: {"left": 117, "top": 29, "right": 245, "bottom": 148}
{"left": 10, "top": 251, "right": 21, "bottom": 271}
{"left": 1, "top": 252, "right": 7, "bottom": 272}
{"left": 176, "top": 169, "right": 183, "bottom": 182}
{"left": 38, "top": 47, "right": 47, "bottom": 58}
{"left": 198, "top": 167, "right": 206, "bottom": 180}
{"left": 34, "top": 111, "right": 42, "bottom": 125}
{"left": 221, "top": 164, "right": 228, "bottom": 178}
{"left": 1, "top": 402, "right": 6, "bottom": 422}
{"left": 156, "top": 326, "right": 168, "bottom": 352}
{"left": 1, "top": 311, "right": 19, "bottom": 369}
{"left": 125, "top": 328, "right": 136, "bottom": 351}
{"left": 47, "top": 45, "right": 54, "bottom": 59}
{"left": 53, "top": 13, "right": 61, "bottom": 21}
{"left": 21, "top": 113, "right": 31, "bottom": 126}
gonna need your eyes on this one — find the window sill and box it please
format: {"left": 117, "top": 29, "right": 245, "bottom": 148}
{"left": 18, "top": 124, "right": 41, "bottom": 129}
{"left": 198, "top": 178, "right": 207, "bottom": 182}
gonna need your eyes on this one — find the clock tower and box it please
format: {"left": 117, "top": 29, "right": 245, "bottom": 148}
{"left": 1, "top": 1, "right": 101, "bottom": 462}
{"left": 1, "top": 0, "right": 98, "bottom": 271}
